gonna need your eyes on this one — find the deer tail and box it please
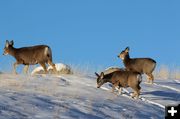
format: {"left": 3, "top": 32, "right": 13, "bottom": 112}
{"left": 44, "top": 46, "right": 53, "bottom": 61}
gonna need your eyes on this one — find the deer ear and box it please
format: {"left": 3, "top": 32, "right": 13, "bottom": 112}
{"left": 125, "top": 47, "right": 129, "bottom": 52}
{"left": 9, "top": 40, "right": 14, "bottom": 46}
{"left": 95, "top": 72, "right": 99, "bottom": 77}
{"left": 100, "top": 72, "right": 104, "bottom": 79}
{"left": 5, "top": 40, "right": 9, "bottom": 47}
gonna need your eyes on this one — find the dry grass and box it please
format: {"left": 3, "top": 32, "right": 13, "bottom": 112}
{"left": 68, "top": 63, "right": 180, "bottom": 80}
{"left": 170, "top": 69, "right": 180, "bottom": 79}
{"left": 69, "top": 63, "right": 103, "bottom": 77}
{"left": 154, "top": 65, "right": 180, "bottom": 80}
{"left": 0, "top": 74, "right": 61, "bottom": 96}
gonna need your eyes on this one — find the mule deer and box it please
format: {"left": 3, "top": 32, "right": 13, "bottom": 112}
{"left": 95, "top": 70, "right": 142, "bottom": 98}
{"left": 118, "top": 47, "right": 156, "bottom": 84}
{"left": 3, "top": 40, "right": 57, "bottom": 74}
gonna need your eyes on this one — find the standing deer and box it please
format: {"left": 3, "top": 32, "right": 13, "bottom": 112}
{"left": 117, "top": 47, "right": 156, "bottom": 84}
{"left": 95, "top": 70, "right": 142, "bottom": 98}
{"left": 3, "top": 40, "right": 57, "bottom": 74}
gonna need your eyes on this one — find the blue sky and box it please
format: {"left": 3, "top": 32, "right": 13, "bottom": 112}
{"left": 0, "top": 0, "right": 179, "bottom": 71}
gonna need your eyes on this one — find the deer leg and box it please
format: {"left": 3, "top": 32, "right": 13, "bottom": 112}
{"left": 132, "top": 87, "right": 140, "bottom": 99}
{"left": 146, "top": 74, "right": 154, "bottom": 84}
{"left": 134, "top": 83, "right": 141, "bottom": 98}
{"left": 111, "top": 85, "right": 115, "bottom": 93}
{"left": 23, "top": 65, "right": 29, "bottom": 74}
{"left": 131, "top": 90, "right": 138, "bottom": 99}
{"left": 146, "top": 74, "right": 150, "bottom": 83}
{"left": 150, "top": 74, "right": 154, "bottom": 84}
{"left": 130, "top": 86, "right": 139, "bottom": 99}
{"left": 134, "top": 91, "right": 139, "bottom": 99}
{"left": 131, "top": 92, "right": 136, "bottom": 98}
{"left": 118, "top": 87, "right": 123, "bottom": 95}
{"left": 48, "top": 60, "right": 57, "bottom": 74}
{"left": 39, "top": 63, "right": 48, "bottom": 74}
{"left": 13, "top": 62, "right": 19, "bottom": 74}
{"left": 136, "top": 89, "right": 140, "bottom": 98}
{"left": 112, "top": 83, "right": 119, "bottom": 94}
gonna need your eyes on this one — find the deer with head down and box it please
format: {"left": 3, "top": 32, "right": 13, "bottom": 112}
{"left": 3, "top": 40, "right": 57, "bottom": 74}
{"left": 95, "top": 70, "right": 142, "bottom": 98}
{"left": 118, "top": 47, "right": 156, "bottom": 84}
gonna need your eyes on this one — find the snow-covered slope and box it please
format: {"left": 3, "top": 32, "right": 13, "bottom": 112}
{"left": 0, "top": 73, "right": 179, "bottom": 119}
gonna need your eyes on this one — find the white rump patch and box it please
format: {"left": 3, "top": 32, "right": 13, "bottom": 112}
{"left": 44, "top": 47, "right": 49, "bottom": 55}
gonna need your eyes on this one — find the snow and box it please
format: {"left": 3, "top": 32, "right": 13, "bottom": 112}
{"left": 31, "top": 63, "right": 72, "bottom": 75}
{"left": 31, "top": 67, "right": 44, "bottom": 75}
{"left": 0, "top": 73, "right": 179, "bottom": 119}
{"left": 47, "top": 63, "right": 70, "bottom": 71}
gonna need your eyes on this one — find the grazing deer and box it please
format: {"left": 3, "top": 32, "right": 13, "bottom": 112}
{"left": 95, "top": 70, "right": 142, "bottom": 98}
{"left": 3, "top": 40, "right": 57, "bottom": 74}
{"left": 117, "top": 47, "right": 156, "bottom": 84}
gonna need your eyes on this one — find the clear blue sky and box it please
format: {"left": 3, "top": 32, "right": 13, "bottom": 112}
{"left": 0, "top": 0, "right": 179, "bottom": 71}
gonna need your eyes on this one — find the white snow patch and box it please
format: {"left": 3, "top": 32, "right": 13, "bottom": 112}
{"left": 174, "top": 80, "right": 180, "bottom": 84}
{"left": 100, "top": 87, "right": 109, "bottom": 91}
{"left": 31, "top": 63, "right": 72, "bottom": 75}
{"left": 48, "top": 63, "right": 71, "bottom": 72}
{"left": 99, "top": 84, "right": 166, "bottom": 109}
{"left": 154, "top": 83, "right": 180, "bottom": 92}
{"left": 31, "top": 66, "right": 44, "bottom": 75}
{"left": 140, "top": 97, "right": 165, "bottom": 109}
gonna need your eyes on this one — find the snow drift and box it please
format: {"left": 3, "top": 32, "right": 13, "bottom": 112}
{"left": 31, "top": 63, "right": 72, "bottom": 75}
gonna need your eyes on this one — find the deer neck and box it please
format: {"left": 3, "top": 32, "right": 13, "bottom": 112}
{"left": 104, "top": 78, "right": 111, "bottom": 83}
{"left": 104, "top": 73, "right": 113, "bottom": 83}
{"left": 123, "top": 54, "right": 131, "bottom": 66}
{"left": 8, "top": 47, "right": 17, "bottom": 57}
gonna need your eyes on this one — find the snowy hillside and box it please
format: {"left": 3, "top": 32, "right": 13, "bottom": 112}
{"left": 0, "top": 73, "right": 179, "bottom": 119}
